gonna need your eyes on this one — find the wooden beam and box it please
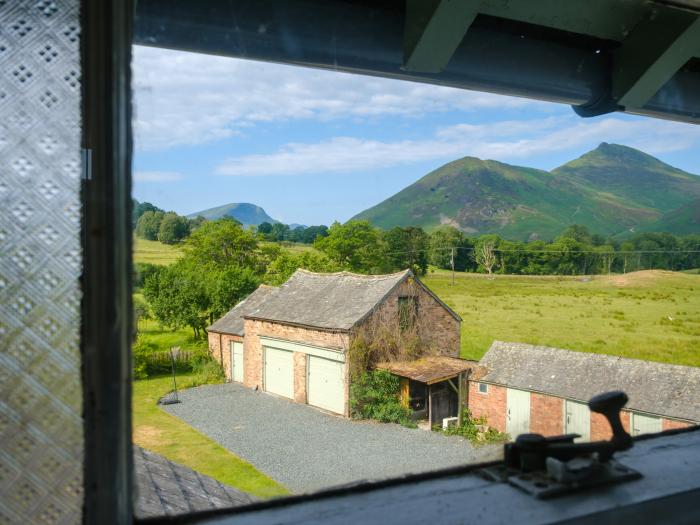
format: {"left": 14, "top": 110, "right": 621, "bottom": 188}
{"left": 613, "top": 10, "right": 700, "bottom": 109}
{"left": 403, "top": 0, "right": 480, "bottom": 73}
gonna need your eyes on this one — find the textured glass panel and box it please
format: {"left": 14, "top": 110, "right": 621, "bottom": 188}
{"left": 0, "top": 1, "right": 83, "bottom": 524}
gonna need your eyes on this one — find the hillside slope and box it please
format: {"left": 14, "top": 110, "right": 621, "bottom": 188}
{"left": 187, "top": 203, "right": 278, "bottom": 226}
{"left": 353, "top": 143, "right": 700, "bottom": 240}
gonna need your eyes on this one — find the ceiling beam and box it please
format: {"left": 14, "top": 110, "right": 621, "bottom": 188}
{"left": 403, "top": 0, "right": 480, "bottom": 73}
{"left": 613, "top": 9, "right": 700, "bottom": 109}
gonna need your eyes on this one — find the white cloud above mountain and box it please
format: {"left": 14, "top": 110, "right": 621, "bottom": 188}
{"left": 214, "top": 116, "right": 700, "bottom": 177}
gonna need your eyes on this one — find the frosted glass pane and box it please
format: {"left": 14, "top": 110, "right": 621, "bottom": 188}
{"left": 0, "top": 1, "right": 83, "bottom": 523}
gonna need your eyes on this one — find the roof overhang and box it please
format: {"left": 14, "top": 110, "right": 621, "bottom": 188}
{"left": 134, "top": 0, "right": 700, "bottom": 124}
{"left": 376, "top": 356, "right": 480, "bottom": 384}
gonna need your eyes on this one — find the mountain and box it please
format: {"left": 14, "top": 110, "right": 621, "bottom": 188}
{"left": 188, "top": 203, "right": 278, "bottom": 226}
{"left": 639, "top": 198, "right": 700, "bottom": 236}
{"left": 352, "top": 143, "right": 700, "bottom": 240}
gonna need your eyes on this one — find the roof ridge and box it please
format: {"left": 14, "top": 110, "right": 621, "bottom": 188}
{"left": 293, "top": 268, "right": 411, "bottom": 279}
{"left": 490, "top": 340, "right": 699, "bottom": 372}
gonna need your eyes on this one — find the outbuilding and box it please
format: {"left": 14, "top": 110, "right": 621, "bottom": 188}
{"left": 207, "top": 269, "right": 463, "bottom": 417}
{"left": 469, "top": 341, "right": 698, "bottom": 440}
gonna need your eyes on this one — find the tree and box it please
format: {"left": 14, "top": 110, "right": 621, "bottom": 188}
{"left": 264, "top": 251, "right": 341, "bottom": 285}
{"left": 314, "top": 220, "right": 387, "bottom": 273}
{"left": 135, "top": 210, "right": 165, "bottom": 240}
{"left": 207, "top": 265, "right": 260, "bottom": 323}
{"left": 474, "top": 237, "right": 498, "bottom": 276}
{"left": 560, "top": 224, "right": 593, "bottom": 245}
{"left": 157, "top": 212, "right": 190, "bottom": 244}
{"left": 183, "top": 217, "right": 259, "bottom": 268}
{"left": 383, "top": 226, "right": 429, "bottom": 275}
{"left": 428, "top": 227, "right": 476, "bottom": 272}
{"left": 132, "top": 200, "right": 163, "bottom": 226}
{"left": 143, "top": 260, "right": 209, "bottom": 338}
{"left": 257, "top": 221, "right": 273, "bottom": 236}
{"left": 188, "top": 215, "right": 207, "bottom": 232}
{"left": 303, "top": 225, "right": 328, "bottom": 244}
{"left": 270, "top": 222, "right": 290, "bottom": 242}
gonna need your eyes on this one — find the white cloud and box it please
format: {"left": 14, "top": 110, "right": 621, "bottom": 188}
{"left": 134, "top": 171, "right": 184, "bottom": 182}
{"left": 132, "top": 46, "right": 543, "bottom": 151}
{"left": 214, "top": 117, "right": 700, "bottom": 177}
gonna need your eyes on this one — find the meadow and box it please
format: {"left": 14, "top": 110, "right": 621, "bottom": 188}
{"left": 133, "top": 237, "right": 182, "bottom": 265}
{"left": 423, "top": 269, "right": 700, "bottom": 367}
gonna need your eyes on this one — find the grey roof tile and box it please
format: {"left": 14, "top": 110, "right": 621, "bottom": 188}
{"left": 480, "top": 341, "right": 700, "bottom": 422}
{"left": 244, "top": 269, "right": 412, "bottom": 331}
{"left": 133, "top": 446, "right": 257, "bottom": 519}
{"left": 208, "top": 285, "right": 277, "bottom": 335}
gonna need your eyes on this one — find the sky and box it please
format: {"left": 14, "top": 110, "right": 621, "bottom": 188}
{"left": 132, "top": 45, "right": 700, "bottom": 226}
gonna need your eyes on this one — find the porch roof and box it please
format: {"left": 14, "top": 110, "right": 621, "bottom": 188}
{"left": 376, "top": 356, "right": 480, "bottom": 385}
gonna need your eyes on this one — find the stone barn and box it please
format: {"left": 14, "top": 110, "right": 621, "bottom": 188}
{"left": 469, "top": 341, "right": 699, "bottom": 441}
{"left": 207, "top": 269, "right": 462, "bottom": 416}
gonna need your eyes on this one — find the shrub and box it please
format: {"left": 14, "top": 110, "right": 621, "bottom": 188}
{"left": 132, "top": 337, "right": 158, "bottom": 380}
{"left": 350, "top": 370, "right": 415, "bottom": 428}
{"left": 441, "top": 410, "right": 509, "bottom": 444}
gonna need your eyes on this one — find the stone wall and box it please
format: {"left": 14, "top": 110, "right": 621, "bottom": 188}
{"left": 354, "top": 277, "right": 461, "bottom": 358}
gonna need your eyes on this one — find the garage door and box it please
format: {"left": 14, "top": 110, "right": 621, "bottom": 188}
{"left": 307, "top": 356, "right": 345, "bottom": 415}
{"left": 230, "top": 341, "right": 244, "bottom": 383}
{"left": 506, "top": 388, "right": 530, "bottom": 439}
{"left": 631, "top": 412, "right": 662, "bottom": 436}
{"left": 565, "top": 400, "right": 591, "bottom": 442}
{"left": 264, "top": 347, "right": 293, "bottom": 398}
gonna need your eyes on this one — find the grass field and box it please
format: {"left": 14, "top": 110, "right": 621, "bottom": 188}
{"left": 133, "top": 237, "right": 182, "bottom": 265}
{"left": 423, "top": 269, "right": 700, "bottom": 367}
{"left": 132, "top": 321, "right": 289, "bottom": 498}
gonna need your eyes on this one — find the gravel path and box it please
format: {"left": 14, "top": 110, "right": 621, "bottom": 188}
{"left": 162, "top": 383, "right": 501, "bottom": 493}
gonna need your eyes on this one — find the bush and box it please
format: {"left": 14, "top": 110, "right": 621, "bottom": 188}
{"left": 350, "top": 370, "right": 415, "bottom": 428}
{"left": 441, "top": 410, "right": 509, "bottom": 444}
{"left": 132, "top": 337, "right": 158, "bottom": 380}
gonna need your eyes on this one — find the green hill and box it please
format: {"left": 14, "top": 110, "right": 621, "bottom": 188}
{"left": 187, "top": 202, "right": 278, "bottom": 226}
{"left": 352, "top": 143, "right": 700, "bottom": 240}
{"left": 639, "top": 198, "right": 700, "bottom": 236}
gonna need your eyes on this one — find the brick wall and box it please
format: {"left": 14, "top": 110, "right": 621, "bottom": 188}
{"left": 243, "top": 318, "right": 350, "bottom": 407}
{"left": 663, "top": 418, "right": 693, "bottom": 431}
{"left": 530, "top": 393, "right": 563, "bottom": 436}
{"left": 468, "top": 381, "right": 507, "bottom": 432}
{"left": 293, "top": 352, "right": 307, "bottom": 404}
{"left": 206, "top": 331, "right": 243, "bottom": 382}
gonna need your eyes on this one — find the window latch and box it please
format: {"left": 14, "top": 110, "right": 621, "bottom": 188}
{"left": 481, "top": 391, "right": 642, "bottom": 498}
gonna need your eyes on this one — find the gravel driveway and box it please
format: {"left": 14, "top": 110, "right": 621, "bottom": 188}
{"left": 162, "top": 382, "right": 501, "bottom": 493}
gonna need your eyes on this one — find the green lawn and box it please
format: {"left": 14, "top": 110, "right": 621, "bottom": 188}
{"left": 422, "top": 269, "right": 700, "bottom": 367}
{"left": 133, "top": 237, "right": 182, "bottom": 265}
{"left": 132, "top": 321, "right": 288, "bottom": 499}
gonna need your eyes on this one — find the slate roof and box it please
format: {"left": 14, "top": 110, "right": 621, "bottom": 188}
{"left": 245, "top": 268, "right": 458, "bottom": 331}
{"left": 376, "top": 356, "right": 479, "bottom": 384}
{"left": 479, "top": 341, "right": 700, "bottom": 423}
{"left": 207, "top": 285, "right": 277, "bottom": 335}
{"left": 133, "top": 446, "right": 256, "bottom": 518}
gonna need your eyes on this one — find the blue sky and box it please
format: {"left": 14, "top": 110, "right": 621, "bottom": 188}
{"left": 132, "top": 46, "right": 700, "bottom": 226}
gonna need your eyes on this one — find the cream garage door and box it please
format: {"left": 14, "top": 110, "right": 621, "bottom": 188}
{"left": 631, "top": 412, "right": 662, "bottom": 436}
{"left": 506, "top": 388, "right": 531, "bottom": 439}
{"left": 230, "top": 341, "right": 244, "bottom": 383}
{"left": 264, "top": 347, "right": 293, "bottom": 398}
{"left": 565, "top": 400, "right": 591, "bottom": 442}
{"left": 307, "top": 356, "right": 345, "bottom": 415}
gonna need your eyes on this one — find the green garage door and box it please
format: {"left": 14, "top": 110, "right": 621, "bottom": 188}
{"left": 264, "top": 347, "right": 293, "bottom": 398}
{"left": 307, "top": 356, "right": 345, "bottom": 415}
{"left": 230, "top": 341, "right": 244, "bottom": 383}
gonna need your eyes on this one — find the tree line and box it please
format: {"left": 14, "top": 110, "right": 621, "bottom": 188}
{"left": 136, "top": 216, "right": 699, "bottom": 338}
